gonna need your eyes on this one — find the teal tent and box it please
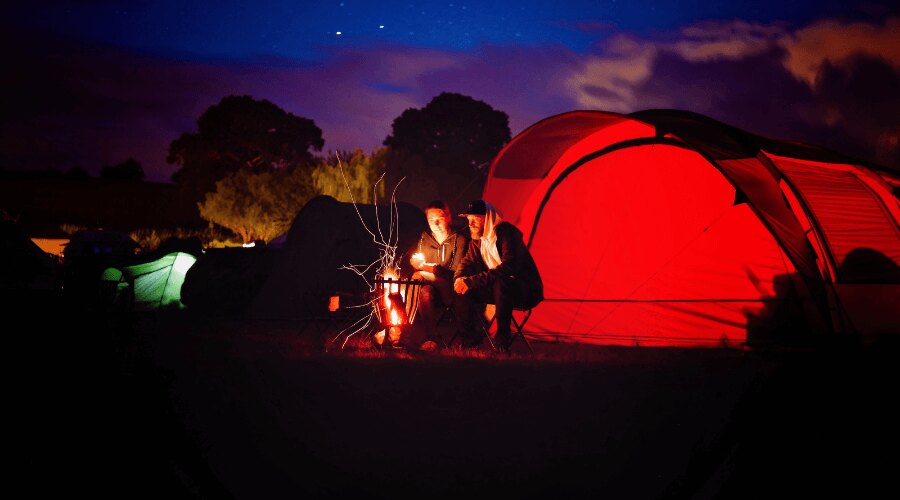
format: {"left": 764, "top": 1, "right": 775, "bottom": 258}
{"left": 101, "top": 252, "right": 197, "bottom": 311}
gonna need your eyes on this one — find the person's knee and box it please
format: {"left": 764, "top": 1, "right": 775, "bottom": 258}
{"left": 493, "top": 275, "right": 531, "bottom": 307}
{"left": 491, "top": 277, "right": 514, "bottom": 304}
{"left": 419, "top": 285, "right": 437, "bottom": 304}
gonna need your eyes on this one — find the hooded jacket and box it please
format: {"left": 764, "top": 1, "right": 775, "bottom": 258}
{"left": 454, "top": 221, "right": 543, "bottom": 308}
{"left": 402, "top": 227, "right": 469, "bottom": 281}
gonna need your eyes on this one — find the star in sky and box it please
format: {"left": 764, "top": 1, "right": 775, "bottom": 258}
{"left": 3, "top": 1, "right": 898, "bottom": 181}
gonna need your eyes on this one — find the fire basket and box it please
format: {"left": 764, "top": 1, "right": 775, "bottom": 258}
{"left": 372, "top": 274, "right": 424, "bottom": 346}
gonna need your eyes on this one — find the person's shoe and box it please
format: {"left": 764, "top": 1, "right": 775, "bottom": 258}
{"left": 453, "top": 329, "right": 479, "bottom": 348}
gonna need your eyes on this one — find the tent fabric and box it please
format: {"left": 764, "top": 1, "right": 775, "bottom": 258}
{"left": 250, "top": 195, "right": 427, "bottom": 320}
{"left": 179, "top": 247, "right": 277, "bottom": 315}
{"left": 764, "top": 154, "right": 900, "bottom": 283}
{"left": 524, "top": 144, "right": 798, "bottom": 346}
{"left": 1, "top": 220, "right": 57, "bottom": 291}
{"left": 101, "top": 252, "right": 197, "bottom": 311}
{"left": 483, "top": 109, "right": 900, "bottom": 346}
{"left": 485, "top": 112, "right": 654, "bottom": 228}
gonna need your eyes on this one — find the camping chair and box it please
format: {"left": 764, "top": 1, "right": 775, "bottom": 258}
{"left": 446, "top": 304, "right": 535, "bottom": 353}
{"left": 481, "top": 306, "right": 535, "bottom": 354}
{"left": 431, "top": 305, "right": 457, "bottom": 348}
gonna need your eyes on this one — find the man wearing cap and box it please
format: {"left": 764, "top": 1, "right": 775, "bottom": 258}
{"left": 453, "top": 199, "right": 543, "bottom": 350}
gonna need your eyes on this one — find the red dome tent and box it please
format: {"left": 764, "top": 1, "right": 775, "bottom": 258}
{"left": 483, "top": 110, "right": 900, "bottom": 347}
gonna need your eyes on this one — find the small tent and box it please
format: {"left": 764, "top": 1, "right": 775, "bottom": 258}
{"left": 484, "top": 110, "right": 899, "bottom": 347}
{"left": 0, "top": 220, "right": 57, "bottom": 292}
{"left": 101, "top": 251, "right": 197, "bottom": 311}
{"left": 179, "top": 246, "right": 277, "bottom": 315}
{"left": 250, "top": 195, "right": 427, "bottom": 320}
{"left": 63, "top": 229, "right": 140, "bottom": 261}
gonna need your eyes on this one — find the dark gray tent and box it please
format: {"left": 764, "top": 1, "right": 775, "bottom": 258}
{"left": 250, "top": 195, "right": 426, "bottom": 320}
{"left": 180, "top": 246, "right": 277, "bottom": 316}
{"left": 0, "top": 220, "right": 57, "bottom": 292}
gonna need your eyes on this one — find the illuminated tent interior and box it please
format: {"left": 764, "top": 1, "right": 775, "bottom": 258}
{"left": 484, "top": 110, "right": 900, "bottom": 347}
{"left": 100, "top": 252, "right": 197, "bottom": 311}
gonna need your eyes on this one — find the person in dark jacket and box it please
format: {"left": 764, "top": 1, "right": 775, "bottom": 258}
{"left": 454, "top": 199, "right": 543, "bottom": 351}
{"left": 399, "top": 200, "right": 469, "bottom": 350}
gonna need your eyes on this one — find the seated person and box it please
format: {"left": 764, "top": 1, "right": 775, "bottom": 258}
{"left": 453, "top": 199, "right": 543, "bottom": 350}
{"left": 399, "top": 200, "right": 470, "bottom": 350}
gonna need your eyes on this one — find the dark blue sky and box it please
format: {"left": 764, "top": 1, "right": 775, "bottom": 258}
{"left": 11, "top": 1, "right": 872, "bottom": 56}
{"left": 3, "top": 1, "right": 898, "bottom": 181}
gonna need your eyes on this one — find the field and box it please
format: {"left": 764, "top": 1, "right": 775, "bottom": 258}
{"left": 14, "top": 299, "right": 899, "bottom": 499}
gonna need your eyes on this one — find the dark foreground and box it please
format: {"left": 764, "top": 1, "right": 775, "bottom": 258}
{"left": 14, "top": 296, "right": 900, "bottom": 499}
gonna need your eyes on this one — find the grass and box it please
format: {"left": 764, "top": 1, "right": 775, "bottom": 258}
{"left": 21, "top": 301, "right": 895, "bottom": 499}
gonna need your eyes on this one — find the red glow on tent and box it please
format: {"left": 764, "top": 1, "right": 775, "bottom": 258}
{"left": 482, "top": 110, "right": 900, "bottom": 347}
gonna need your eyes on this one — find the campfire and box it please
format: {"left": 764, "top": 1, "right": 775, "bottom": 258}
{"left": 372, "top": 268, "right": 416, "bottom": 346}
{"left": 327, "top": 167, "right": 425, "bottom": 349}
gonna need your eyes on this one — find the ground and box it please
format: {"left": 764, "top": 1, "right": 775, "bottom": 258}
{"left": 13, "top": 299, "right": 900, "bottom": 499}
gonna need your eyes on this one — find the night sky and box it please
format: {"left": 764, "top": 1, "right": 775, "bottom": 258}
{"left": 3, "top": 1, "right": 898, "bottom": 182}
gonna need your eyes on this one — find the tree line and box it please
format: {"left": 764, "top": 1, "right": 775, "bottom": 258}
{"left": 0, "top": 158, "right": 146, "bottom": 182}
{"left": 4, "top": 92, "right": 511, "bottom": 244}
{"left": 167, "top": 92, "right": 511, "bottom": 243}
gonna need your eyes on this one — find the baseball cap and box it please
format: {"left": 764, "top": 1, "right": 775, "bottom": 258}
{"left": 458, "top": 199, "right": 487, "bottom": 216}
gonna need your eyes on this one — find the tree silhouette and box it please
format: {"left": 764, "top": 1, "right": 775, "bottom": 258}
{"left": 384, "top": 92, "right": 510, "bottom": 172}
{"left": 167, "top": 95, "right": 324, "bottom": 205}
{"left": 100, "top": 158, "right": 145, "bottom": 181}
{"left": 63, "top": 166, "right": 90, "bottom": 180}
{"left": 383, "top": 92, "right": 510, "bottom": 208}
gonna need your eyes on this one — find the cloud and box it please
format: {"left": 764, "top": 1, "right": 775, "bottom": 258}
{"left": 566, "top": 20, "right": 788, "bottom": 112}
{"left": 3, "top": 14, "right": 898, "bottom": 185}
{"left": 781, "top": 17, "right": 900, "bottom": 86}
{"left": 567, "top": 35, "right": 656, "bottom": 112}
{"left": 674, "top": 20, "right": 787, "bottom": 62}
{"left": 565, "top": 17, "right": 899, "bottom": 168}
{"left": 0, "top": 30, "right": 472, "bottom": 181}
{"left": 1, "top": 26, "right": 585, "bottom": 182}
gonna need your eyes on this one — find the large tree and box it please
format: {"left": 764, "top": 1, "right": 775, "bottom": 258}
{"left": 167, "top": 95, "right": 324, "bottom": 204}
{"left": 198, "top": 167, "right": 315, "bottom": 244}
{"left": 382, "top": 92, "right": 510, "bottom": 208}
{"left": 311, "top": 148, "right": 387, "bottom": 204}
{"left": 197, "top": 148, "right": 390, "bottom": 242}
{"left": 384, "top": 92, "right": 510, "bottom": 171}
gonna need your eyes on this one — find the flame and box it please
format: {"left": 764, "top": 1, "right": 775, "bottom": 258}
{"left": 381, "top": 269, "right": 406, "bottom": 313}
{"left": 390, "top": 307, "right": 400, "bottom": 326}
{"left": 382, "top": 270, "right": 398, "bottom": 308}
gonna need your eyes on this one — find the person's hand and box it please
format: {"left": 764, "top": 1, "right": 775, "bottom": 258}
{"left": 410, "top": 252, "right": 425, "bottom": 270}
{"left": 454, "top": 278, "right": 469, "bottom": 295}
